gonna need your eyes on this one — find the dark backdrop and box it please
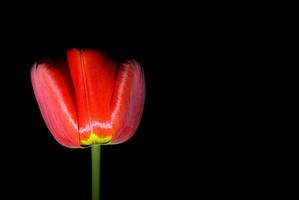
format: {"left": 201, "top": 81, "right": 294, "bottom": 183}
{"left": 0, "top": 7, "right": 277, "bottom": 199}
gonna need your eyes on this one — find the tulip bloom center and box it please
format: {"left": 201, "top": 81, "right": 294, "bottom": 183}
{"left": 31, "top": 49, "right": 145, "bottom": 148}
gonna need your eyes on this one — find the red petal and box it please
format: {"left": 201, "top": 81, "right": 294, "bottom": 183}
{"left": 67, "top": 49, "right": 116, "bottom": 144}
{"left": 31, "top": 60, "right": 80, "bottom": 148}
{"left": 110, "top": 60, "right": 145, "bottom": 144}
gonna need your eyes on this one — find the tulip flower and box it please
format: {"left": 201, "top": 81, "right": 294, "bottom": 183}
{"left": 31, "top": 48, "right": 145, "bottom": 200}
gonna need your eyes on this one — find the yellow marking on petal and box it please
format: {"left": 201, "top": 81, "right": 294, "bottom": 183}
{"left": 80, "top": 133, "right": 112, "bottom": 146}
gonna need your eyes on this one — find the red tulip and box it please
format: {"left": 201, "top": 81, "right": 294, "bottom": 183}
{"left": 31, "top": 48, "right": 145, "bottom": 148}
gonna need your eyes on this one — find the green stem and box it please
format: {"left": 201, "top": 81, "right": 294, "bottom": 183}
{"left": 92, "top": 145, "right": 101, "bottom": 200}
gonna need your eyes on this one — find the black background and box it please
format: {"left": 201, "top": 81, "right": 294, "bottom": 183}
{"left": 0, "top": 5, "right": 282, "bottom": 199}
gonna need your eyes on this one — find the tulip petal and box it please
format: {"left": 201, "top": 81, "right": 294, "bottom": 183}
{"left": 31, "top": 60, "right": 80, "bottom": 148}
{"left": 110, "top": 60, "right": 145, "bottom": 144}
{"left": 67, "top": 49, "right": 116, "bottom": 145}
